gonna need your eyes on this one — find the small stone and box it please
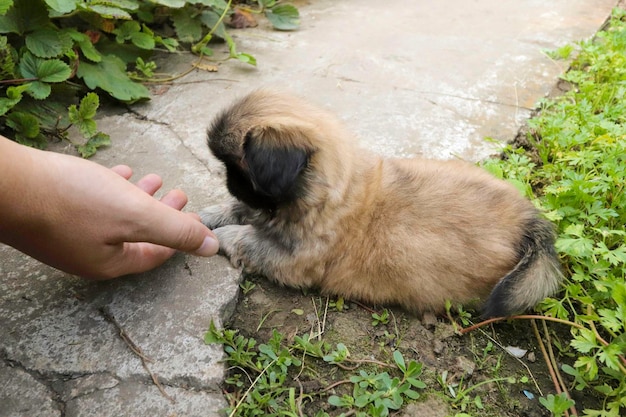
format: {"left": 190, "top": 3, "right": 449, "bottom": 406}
{"left": 432, "top": 339, "right": 445, "bottom": 355}
{"left": 505, "top": 346, "right": 528, "bottom": 358}
{"left": 421, "top": 312, "right": 437, "bottom": 330}
{"left": 400, "top": 396, "right": 450, "bottom": 417}
{"left": 455, "top": 356, "right": 475, "bottom": 376}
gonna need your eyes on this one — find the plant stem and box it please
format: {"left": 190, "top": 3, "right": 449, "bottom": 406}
{"left": 228, "top": 357, "right": 278, "bottom": 417}
{"left": 192, "top": 0, "right": 233, "bottom": 54}
{"left": 459, "top": 314, "right": 586, "bottom": 334}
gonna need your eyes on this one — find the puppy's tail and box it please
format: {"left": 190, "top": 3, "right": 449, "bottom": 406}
{"left": 482, "top": 217, "right": 563, "bottom": 318}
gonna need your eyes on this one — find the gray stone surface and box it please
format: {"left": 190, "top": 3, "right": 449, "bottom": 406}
{"left": 0, "top": 0, "right": 615, "bottom": 416}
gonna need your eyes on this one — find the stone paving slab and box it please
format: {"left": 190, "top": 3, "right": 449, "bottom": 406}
{"left": 0, "top": 0, "right": 616, "bottom": 416}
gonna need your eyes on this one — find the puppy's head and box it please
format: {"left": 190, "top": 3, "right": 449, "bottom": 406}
{"left": 208, "top": 90, "right": 353, "bottom": 211}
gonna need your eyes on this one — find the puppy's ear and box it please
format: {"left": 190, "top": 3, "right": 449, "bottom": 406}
{"left": 243, "top": 128, "right": 310, "bottom": 205}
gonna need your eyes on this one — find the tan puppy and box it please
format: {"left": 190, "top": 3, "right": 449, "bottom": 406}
{"left": 200, "top": 90, "right": 563, "bottom": 318}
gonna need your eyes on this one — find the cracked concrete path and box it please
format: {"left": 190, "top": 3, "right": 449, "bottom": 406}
{"left": 0, "top": 0, "right": 616, "bottom": 416}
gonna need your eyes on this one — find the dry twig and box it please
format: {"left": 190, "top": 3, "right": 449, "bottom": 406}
{"left": 100, "top": 306, "right": 175, "bottom": 404}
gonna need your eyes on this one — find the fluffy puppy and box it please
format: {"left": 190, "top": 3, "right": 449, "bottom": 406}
{"left": 200, "top": 90, "right": 563, "bottom": 318}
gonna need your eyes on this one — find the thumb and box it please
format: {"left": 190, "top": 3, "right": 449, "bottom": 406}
{"left": 136, "top": 204, "right": 220, "bottom": 257}
{"left": 170, "top": 213, "right": 220, "bottom": 256}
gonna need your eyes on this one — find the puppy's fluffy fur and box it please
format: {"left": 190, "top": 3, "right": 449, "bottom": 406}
{"left": 201, "top": 90, "right": 563, "bottom": 317}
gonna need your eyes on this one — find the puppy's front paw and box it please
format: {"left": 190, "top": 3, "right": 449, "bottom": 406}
{"left": 213, "top": 224, "right": 254, "bottom": 268}
{"left": 199, "top": 204, "right": 233, "bottom": 229}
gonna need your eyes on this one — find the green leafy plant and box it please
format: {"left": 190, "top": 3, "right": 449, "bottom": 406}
{"left": 438, "top": 369, "right": 521, "bottom": 413}
{"left": 257, "top": 0, "right": 300, "bottom": 31}
{"left": 0, "top": 0, "right": 299, "bottom": 155}
{"left": 69, "top": 92, "right": 110, "bottom": 157}
{"left": 328, "top": 351, "right": 425, "bottom": 417}
{"left": 206, "top": 321, "right": 426, "bottom": 417}
{"left": 481, "top": 8, "right": 626, "bottom": 415}
{"left": 239, "top": 280, "right": 256, "bottom": 295}
{"left": 371, "top": 308, "right": 390, "bottom": 327}
{"left": 539, "top": 393, "right": 576, "bottom": 417}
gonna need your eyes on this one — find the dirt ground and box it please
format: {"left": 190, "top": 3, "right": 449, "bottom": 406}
{"left": 220, "top": 272, "right": 598, "bottom": 417}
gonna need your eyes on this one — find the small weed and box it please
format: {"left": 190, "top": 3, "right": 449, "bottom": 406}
{"left": 438, "top": 369, "right": 518, "bottom": 413}
{"left": 329, "top": 297, "right": 345, "bottom": 312}
{"left": 239, "top": 280, "right": 256, "bottom": 295}
{"left": 371, "top": 309, "right": 390, "bottom": 326}
{"left": 539, "top": 393, "right": 576, "bottom": 417}
{"left": 206, "top": 321, "right": 426, "bottom": 416}
{"left": 327, "top": 350, "right": 425, "bottom": 417}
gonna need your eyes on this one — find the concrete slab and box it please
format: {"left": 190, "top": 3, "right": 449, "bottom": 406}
{"left": 144, "top": 0, "right": 615, "bottom": 162}
{"left": 0, "top": 0, "right": 615, "bottom": 416}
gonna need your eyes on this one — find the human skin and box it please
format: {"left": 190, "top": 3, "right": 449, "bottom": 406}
{"left": 0, "top": 136, "right": 219, "bottom": 279}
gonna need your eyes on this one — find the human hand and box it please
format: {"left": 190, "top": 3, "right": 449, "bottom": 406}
{"left": 0, "top": 137, "right": 219, "bottom": 279}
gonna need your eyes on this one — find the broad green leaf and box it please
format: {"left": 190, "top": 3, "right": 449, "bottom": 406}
{"left": 157, "top": 37, "right": 178, "bottom": 52}
{"left": 18, "top": 51, "right": 40, "bottom": 78}
{"left": 14, "top": 133, "right": 47, "bottom": 149}
{"left": 573, "top": 356, "right": 597, "bottom": 381}
{"left": 27, "top": 81, "right": 51, "bottom": 99}
{"left": 68, "top": 103, "right": 85, "bottom": 126}
{"left": 555, "top": 236, "right": 594, "bottom": 258}
{"left": 37, "top": 59, "right": 71, "bottom": 82}
{"left": 65, "top": 29, "right": 102, "bottom": 62}
{"left": 76, "top": 117, "right": 97, "bottom": 138}
{"left": 77, "top": 132, "right": 111, "bottom": 158}
{"left": 110, "top": 17, "right": 153, "bottom": 49}
{"left": 25, "top": 29, "right": 67, "bottom": 58}
{"left": 200, "top": 10, "right": 227, "bottom": 39}
{"left": 172, "top": 9, "right": 203, "bottom": 43}
{"left": 18, "top": 52, "right": 70, "bottom": 82}
{"left": 198, "top": 45, "right": 213, "bottom": 56}
{"left": 393, "top": 350, "right": 406, "bottom": 371}
{"left": 76, "top": 54, "right": 149, "bottom": 102}
{"left": 611, "top": 281, "right": 626, "bottom": 306}
{"left": 506, "top": 178, "right": 529, "bottom": 197}
{"left": 0, "top": 97, "right": 19, "bottom": 116}
{"left": 0, "top": 0, "right": 13, "bottom": 15}
{"left": 100, "top": 0, "right": 138, "bottom": 10}
{"left": 195, "top": 0, "right": 228, "bottom": 10}
{"left": 77, "top": 92, "right": 99, "bottom": 119}
{"left": 44, "top": 0, "right": 76, "bottom": 14}
{"left": 570, "top": 328, "right": 598, "bottom": 354}
{"left": 151, "top": 0, "right": 185, "bottom": 7}
{"left": 83, "top": 5, "right": 131, "bottom": 20}
{"left": 203, "top": 321, "right": 224, "bottom": 344}
{"left": 265, "top": 4, "right": 300, "bottom": 31}
{"left": 6, "top": 111, "right": 40, "bottom": 138}
{"left": 236, "top": 52, "right": 256, "bottom": 66}
{"left": 130, "top": 32, "right": 154, "bottom": 50}
{"left": 113, "top": 20, "right": 140, "bottom": 42}
{"left": 0, "top": 0, "right": 48, "bottom": 35}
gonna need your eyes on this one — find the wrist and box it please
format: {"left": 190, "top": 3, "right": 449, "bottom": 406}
{"left": 0, "top": 138, "right": 55, "bottom": 246}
